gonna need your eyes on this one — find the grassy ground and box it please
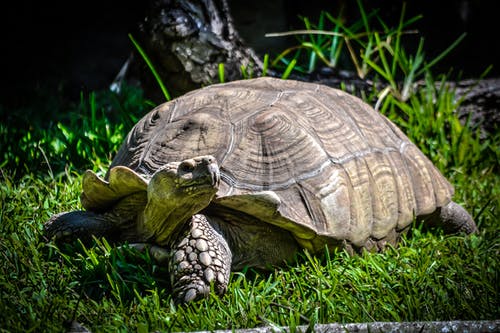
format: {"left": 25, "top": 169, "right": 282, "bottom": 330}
{"left": 1, "top": 6, "right": 499, "bottom": 332}
{"left": 1, "top": 76, "right": 499, "bottom": 332}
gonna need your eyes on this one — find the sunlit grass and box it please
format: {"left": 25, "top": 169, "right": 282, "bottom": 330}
{"left": 1, "top": 170, "right": 498, "bottom": 332}
{"left": 1, "top": 75, "right": 498, "bottom": 332}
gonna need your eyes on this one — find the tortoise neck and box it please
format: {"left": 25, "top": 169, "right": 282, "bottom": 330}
{"left": 140, "top": 200, "right": 199, "bottom": 246}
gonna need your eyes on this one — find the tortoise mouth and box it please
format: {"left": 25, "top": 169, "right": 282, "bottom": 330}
{"left": 176, "top": 182, "right": 218, "bottom": 198}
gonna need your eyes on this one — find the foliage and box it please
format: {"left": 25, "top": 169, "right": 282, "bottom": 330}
{"left": 268, "top": 1, "right": 467, "bottom": 103}
{"left": 0, "top": 83, "right": 151, "bottom": 177}
{"left": 1, "top": 74, "right": 499, "bottom": 333}
{"left": 0, "top": 166, "right": 498, "bottom": 332}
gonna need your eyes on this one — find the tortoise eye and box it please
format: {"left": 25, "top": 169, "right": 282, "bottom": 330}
{"left": 179, "top": 160, "right": 195, "bottom": 173}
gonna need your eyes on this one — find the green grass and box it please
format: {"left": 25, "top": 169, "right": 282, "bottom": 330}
{"left": 0, "top": 168, "right": 498, "bottom": 332}
{"left": 1, "top": 5, "right": 499, "bottom": 333}
{"left": 1, "top": 79, "right": 498, "bottom": 333}
{"left": 268, "top": 1, "right": 468, "bottom": 103}
{"left": 1, "top": 84, "right": 151, "bottom": 176}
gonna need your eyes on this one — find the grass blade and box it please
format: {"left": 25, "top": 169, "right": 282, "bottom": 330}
{"left": 218, "top": 63, "right": 225, "bottom": 83}
{"left": 281, "top": 59, "right": 297, "bottom": 79}
{"left": 128, "top": 33, "right": 171, "bottom": 101}
{"left": 262, "top": 53, "right": 269, "bottom": 76}
{"left": 417, "top": 33, "right": 467, "bottom": 76}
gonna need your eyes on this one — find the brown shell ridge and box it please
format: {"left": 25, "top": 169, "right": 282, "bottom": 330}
{"left": 138, "top": 104, "right": 180, "bottom": 174}
{"left": 218, "top": 145, "right": 407, "bottom": 193}
{"left": 377, "top": 113, "right": 453, "bottom": 210}
{"left": 386, "top": 147, "right": 417, "bottom": 230}
{"left": 336, "top": 155, "right": 370, "bottom": 246}
{"left": 219, "top": 159, "right": 332, "bottom": 192}
{"left": 430, "top": 163, "right": 454, "bottom": 206}
{"left": 269, "top": 89, "right": 347, "bottom": 157}
{"left": 296, "top": 182, "right": 325, "bottom": 224}
{"left": 363, "top": 151, "right": 399, "bottom": 240}
{"left": 110, "top": 105, "right": 169, "bottom": 174}
{"left": 219, "top": 120, "right": 236, "bottom": 165}
{"left": 217, "top": 103, "right": 274, "bottom": 166}
{"left": 401, "top": 144, "right": 437, "bottom": 215}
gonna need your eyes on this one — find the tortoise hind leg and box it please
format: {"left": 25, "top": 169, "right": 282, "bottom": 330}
{"left": 169, "top": 214, "right": 232, "bottom": 303}
{"left": 427, "top": 201, "right": 478, "bottom": 234}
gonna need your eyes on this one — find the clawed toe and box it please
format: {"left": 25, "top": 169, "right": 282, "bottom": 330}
{"left": 174, "top": 282, "right": 211, "bottom": 303}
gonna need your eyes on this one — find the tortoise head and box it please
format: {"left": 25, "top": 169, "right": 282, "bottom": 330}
{"left": 142, "top": 155, "right": 220, "bottom": 245}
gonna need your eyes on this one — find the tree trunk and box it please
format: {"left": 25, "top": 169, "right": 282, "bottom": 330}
{"left": 450, "top": 78, "right": 500, "bottom": 135}
{"left": 116, "top": 0, "right": 499, "bottom": 135}
{"left": 120, "top": 0, "right": 264, "bottom": 103}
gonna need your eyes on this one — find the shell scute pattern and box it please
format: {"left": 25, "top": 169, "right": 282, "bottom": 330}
{"left": 110, "top": 78, "right": 454, "bottom": 248}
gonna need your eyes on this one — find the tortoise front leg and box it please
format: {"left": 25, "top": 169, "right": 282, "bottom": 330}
{"left": 44, "top": 210, "right": 115, "bottom": 244}
{"left": 44, "top": 192, "right": 146, "bottom": 245}
{"left": 169, "top": 214, "right": 232, "bottom": 303}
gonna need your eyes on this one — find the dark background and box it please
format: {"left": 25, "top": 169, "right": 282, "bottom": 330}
{"left": 2, "top": 0, "right": 498, "bottom": 109}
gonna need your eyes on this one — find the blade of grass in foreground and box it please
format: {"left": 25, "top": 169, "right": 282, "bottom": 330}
{"left": 128, "top": 33, "right": 171, "bottom": 101}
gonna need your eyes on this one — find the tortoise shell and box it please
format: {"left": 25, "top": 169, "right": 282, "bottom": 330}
{"left": 108, "top": 77, "right": 453, "bottom": 251}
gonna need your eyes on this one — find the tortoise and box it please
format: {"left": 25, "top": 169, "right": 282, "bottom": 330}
{"left": 45, "top": 77, "right": 477, "bottom": 303}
